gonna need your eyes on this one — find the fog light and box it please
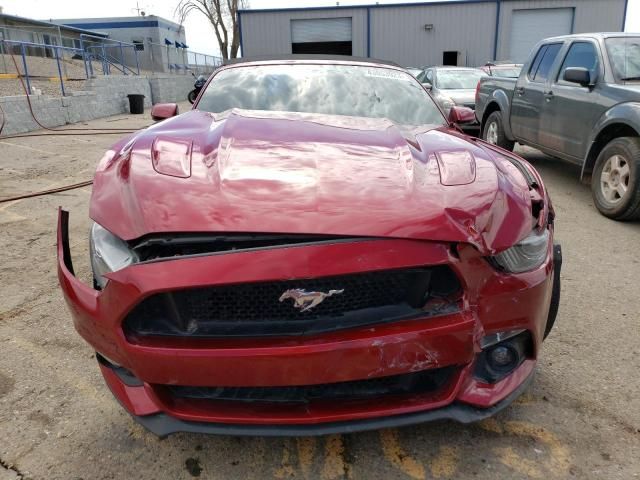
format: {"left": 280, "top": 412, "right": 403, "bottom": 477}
{"left": 474, "top": 331, "right": 531, "bottom": 383}
{"left": 488, "top": 345, "right": 516, "bottom": 369}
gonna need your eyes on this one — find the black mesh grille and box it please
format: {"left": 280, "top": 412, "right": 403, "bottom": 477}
{"left": 162, "top": 367, "right": 456, "bottom": 405}
{"left": 123, "top": 266, "right": 461, "bottom": 338}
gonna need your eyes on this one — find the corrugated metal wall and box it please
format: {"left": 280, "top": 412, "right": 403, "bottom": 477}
{"left": 240, "top": 8, "right": 367, "bottom": 57}
{"left": 369, "top": 2, "right": 496, "bottom": 67}
{"left": 496, "top": 0, "right": 627, "bottom": 61}
{"left": 240, "top": 0, "right": 627, "bottom": 66}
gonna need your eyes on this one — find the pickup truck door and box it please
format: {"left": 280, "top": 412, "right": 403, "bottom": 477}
{"left": 545, "top": 40, "right": 604, "bottom": 161}
{"left": 511, "top": 43, "right": 564, "bottom": 145}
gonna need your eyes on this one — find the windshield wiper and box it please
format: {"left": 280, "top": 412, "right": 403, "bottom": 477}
{"left": 621, "top": 76, "right": 640, "bottom": 81}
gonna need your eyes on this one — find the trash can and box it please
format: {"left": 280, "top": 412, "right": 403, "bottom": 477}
{"left": 127, "top": 94, "right": 145, "bottom": 114}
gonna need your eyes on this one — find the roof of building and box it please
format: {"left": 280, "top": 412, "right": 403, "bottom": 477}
{"left": 239, "top": 0, "right": 515, "bottom": 14}
{"left": 52, "top": 15, "right": 184, "bottom": 33}
{"left": 0, "top": 13, "right": 108, "bottom": 37}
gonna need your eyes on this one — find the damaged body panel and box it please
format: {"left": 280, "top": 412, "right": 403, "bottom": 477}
{"left": 58, "top": 57, "right": 560, "bottom": 436}
{"left": 91, "top": 108, "right": 534, "bottom": 254}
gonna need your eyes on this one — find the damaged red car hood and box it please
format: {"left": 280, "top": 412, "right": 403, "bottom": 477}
{"left": 91, "top": 109, "right": 533, "bottom": 253}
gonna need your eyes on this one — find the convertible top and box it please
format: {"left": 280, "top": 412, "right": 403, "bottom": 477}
{"left": 223, "top": 54, "right": 401, "bottom": 68}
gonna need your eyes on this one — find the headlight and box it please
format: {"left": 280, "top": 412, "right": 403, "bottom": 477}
{"left": 90, "top": 222, "right": 138, "bottom": 289}
{"left": 490, "top": 229, "right": 550, "bottom": 273}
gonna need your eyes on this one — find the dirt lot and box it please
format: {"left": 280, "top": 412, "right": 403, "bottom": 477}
{"left": 0, "top": 106, "right": 639, "bottom": 480}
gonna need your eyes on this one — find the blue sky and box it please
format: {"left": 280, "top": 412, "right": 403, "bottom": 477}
{"left": 1, "top": 0, "right": 638, "bottom": 56}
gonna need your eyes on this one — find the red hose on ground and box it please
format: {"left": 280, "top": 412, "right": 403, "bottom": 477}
{"left": 0, "top": 41, "right": 158, "bottom": 200}
{"left": 0, "top": 180, "right": 93, "bottom": 204}
{"left": 0, "top": 41, "right": 151, "bottom": 138}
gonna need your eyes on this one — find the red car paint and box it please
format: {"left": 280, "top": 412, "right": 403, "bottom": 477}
{"left": 57, "top": 58, "right": 558, "bottom": 436}
{"left": 91, "top": 108, "right": 534, "bottom": 253}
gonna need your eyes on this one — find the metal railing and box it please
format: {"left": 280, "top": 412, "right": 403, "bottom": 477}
{"left": 140, "top": 41, "right": 222, "bottom": 75}
{"left": 79, "top": 34, "right": 140, "bottom": 77}
{"left": 0, "top": 39, "right": 84, "bottom": 96}
{"left": 0, "top": 33, "right": 223, "bottom": 98}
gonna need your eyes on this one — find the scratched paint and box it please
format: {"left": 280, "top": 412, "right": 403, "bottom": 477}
{"left": 480, "top": 417, "right": 571, "bottom": 477}
{"left": 321, "top": 434, "right": 347, "bottom": 480}
{"left": 493, "top": 446, "right": 544, "bottom": 478}
{"left": 503, "top": 421, "right": 571, "bottom": 474}
{"left": 296, "top": 437, "right": 316, "bottom": 478}
{"left": 379, "top": 429, "right": 426, "bottom": 480}
{"left": 429, "top": 446, "right": 460, "bottom": 479}
{"left": 273, "top": 443, "right": 295, "bottom": 479}
{"left": 512, "top": 392, "right": 536, "bottom": 405}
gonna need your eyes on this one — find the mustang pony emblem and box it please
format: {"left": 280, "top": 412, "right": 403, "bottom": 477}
{"left": 279, "top": 289, "right": 345, "bottom": 313}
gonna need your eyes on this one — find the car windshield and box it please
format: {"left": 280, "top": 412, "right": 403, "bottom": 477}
{"left": 197, "top": 63, "right": 445, "bottom": 127}
{"left": 491, "top": 67, "right": 522, "bottom": 78}
{"left": 436, "top": 70, "right": 485, "bottom": 89}
{"left": 605, "top": 37, "right": 640, "bottom": 82}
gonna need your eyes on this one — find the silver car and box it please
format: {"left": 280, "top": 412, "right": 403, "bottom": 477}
{"left": 416, "top": 66, "right": 485, "bottom": 118}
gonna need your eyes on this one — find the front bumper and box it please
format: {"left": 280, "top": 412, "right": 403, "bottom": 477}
{"left": 58, "top": 209, "right": 558, "bottom": 436}
{"left": 101, "top": 358, "right": 536, "bottom": 437}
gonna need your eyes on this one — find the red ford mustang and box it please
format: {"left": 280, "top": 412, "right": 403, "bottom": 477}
{"left": 57, "top": 57, "right": 561, "bottom": 436}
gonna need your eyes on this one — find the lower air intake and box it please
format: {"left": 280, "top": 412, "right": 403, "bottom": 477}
{"left": 161, "top": 367, "right": 456, "bottom": 405}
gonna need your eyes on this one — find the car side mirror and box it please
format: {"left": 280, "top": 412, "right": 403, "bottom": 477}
{"left": 563, "top": 67, "right": 591, "bottom": 86}
{"left": 151, "top": 103, "right": 179, "bottom": 121}
{"left": 423, "top": 82, "right": 433, "bottom": 91}
{"left": 448, "top": 106, "right": 476, "bottom": 125}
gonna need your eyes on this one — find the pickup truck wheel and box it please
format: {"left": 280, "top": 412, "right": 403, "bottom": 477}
{"left": 592, "top": 137, "right": 640, "bottom": 220}
{"left": 483, "top": 111, "right": 514, "bottom": 151}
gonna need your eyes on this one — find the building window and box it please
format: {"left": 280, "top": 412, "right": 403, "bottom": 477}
{"left": 133, "top": 40, "right": 145, "bottom": 51}
{"left": 442, "top": 51, "right": 458, "bottom": 66}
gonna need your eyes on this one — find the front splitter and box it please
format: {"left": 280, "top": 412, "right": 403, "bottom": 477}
{"left": 131, "top": 370, "right": 534, "bottom": 438}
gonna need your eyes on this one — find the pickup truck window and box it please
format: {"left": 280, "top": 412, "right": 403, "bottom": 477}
{"left": 528, "top": 43, "right": 563, "bottom": 83}
{"left": 557, "top": 42, "right": 599, "bottom": 83}
{"left": 605, "top": 37, "right": 640, "bottom": 82}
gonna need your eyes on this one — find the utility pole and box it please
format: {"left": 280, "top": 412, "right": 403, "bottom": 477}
{"left": 133, "top": 1, "right": 144, "bottom": 16}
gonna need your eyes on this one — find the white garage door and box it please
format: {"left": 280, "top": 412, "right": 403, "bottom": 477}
{"left": 509, "top": 8, "right": 574, "bottom": 62}
{"left": 291, "top": 17, "right": 352, "bottom": 44}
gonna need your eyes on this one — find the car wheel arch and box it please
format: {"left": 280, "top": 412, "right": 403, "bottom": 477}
{"left": 481, "top": 93, "right": 514, "bottom": 141}
{"left": 481, "top": 102, "right": 501, "bottom": 130}
{"left": 582, "top": 122, "right": 639, "bottom": 183}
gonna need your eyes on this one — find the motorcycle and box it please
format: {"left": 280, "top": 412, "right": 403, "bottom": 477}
{"left": 188, "top": 73, "right": 207, "bottom": 104}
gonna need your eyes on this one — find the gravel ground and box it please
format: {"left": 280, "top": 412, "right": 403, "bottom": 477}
{"left": 0, "top": 78, "right": 88, "bottom": 97}
{"left": 0, "top": 108, "right": 639, "bottom": 480}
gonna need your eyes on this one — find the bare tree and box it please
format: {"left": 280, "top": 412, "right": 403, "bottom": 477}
{"left": 176, "top": 0, "right": 249, "bottom": 60}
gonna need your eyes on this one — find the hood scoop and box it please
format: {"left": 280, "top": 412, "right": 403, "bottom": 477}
{"left": 151, "top": 136, "right": 193, "bottom": 178}
{"left": 436, "top": 150, "right": 476, "bottom": 185}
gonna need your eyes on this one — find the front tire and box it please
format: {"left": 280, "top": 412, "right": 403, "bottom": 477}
{"left": 482, "top": 111, "right": 515, "bottom": 151}
{"left": 591, "top": 137, "right": 640, "bottom": 220}
{"left": 188, "top": 90, "right": 198, "bottom": 104}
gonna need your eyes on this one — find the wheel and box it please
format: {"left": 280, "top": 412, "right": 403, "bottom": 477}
{"left": 187, "top": 90, "right": 197, "bottom": 104}
{"left": 591, "top": 137, "right": 640, "bottom": 220}
{"left": 482, "top": 111, "right": 515, "bottom": 151}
